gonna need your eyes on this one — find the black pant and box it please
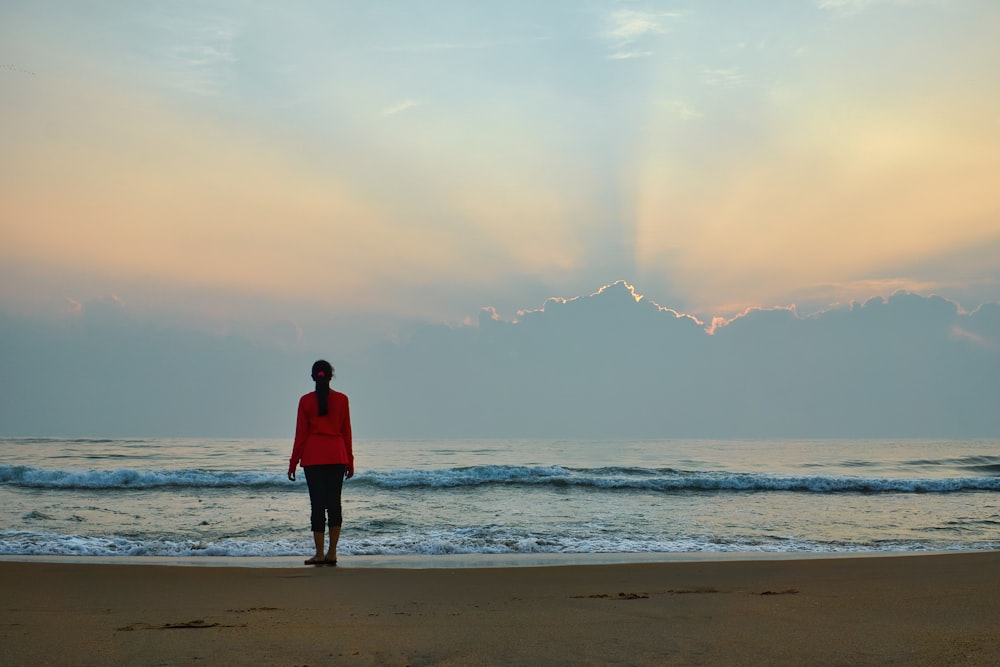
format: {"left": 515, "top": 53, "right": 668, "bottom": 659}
{"left": 303, "top": 464, "right": 346, "bottom": 532}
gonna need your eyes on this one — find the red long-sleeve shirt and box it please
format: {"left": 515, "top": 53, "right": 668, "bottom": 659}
{"left": 288, "top": 390, "right": 354, "bottom": 471}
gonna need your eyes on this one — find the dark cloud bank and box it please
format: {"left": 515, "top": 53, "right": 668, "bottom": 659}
{"left": 2, "top": 282, "right": 999, "bottom": 438}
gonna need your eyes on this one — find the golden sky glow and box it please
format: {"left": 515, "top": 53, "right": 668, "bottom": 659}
{"left": 2, "top": 1, "right": 999, "bottom": 337}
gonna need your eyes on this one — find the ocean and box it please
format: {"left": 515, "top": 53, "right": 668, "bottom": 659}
{"left": 1, "top": 437, "right": 998, "bottom": 563}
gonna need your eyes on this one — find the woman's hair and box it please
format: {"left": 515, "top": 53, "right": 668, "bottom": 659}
{"left": 311, "top": 359, "right": 335, "bottom": 416}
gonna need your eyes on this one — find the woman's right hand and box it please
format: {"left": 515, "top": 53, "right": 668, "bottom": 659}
{"left": 287, "top": 470, "right": 296, "bottom": 482}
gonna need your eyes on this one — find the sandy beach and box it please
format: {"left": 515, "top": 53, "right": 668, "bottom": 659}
{"left": 2, "top": 552, "right": 998, "bottom": 666}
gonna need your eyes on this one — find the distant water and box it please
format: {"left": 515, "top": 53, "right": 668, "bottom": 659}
{"left": 1, "top": 437, "right": 998, "bottom": 560}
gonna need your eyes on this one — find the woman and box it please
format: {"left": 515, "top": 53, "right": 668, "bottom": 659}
{"left": 288, "top": 359, "right": 354, "bottom": 565}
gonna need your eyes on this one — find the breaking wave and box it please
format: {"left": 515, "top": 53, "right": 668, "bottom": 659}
{"left": 3, "top": 464, "right": 998, "bottom": 494}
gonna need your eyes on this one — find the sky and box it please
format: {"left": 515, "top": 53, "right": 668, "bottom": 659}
{"left": 2, "top": 1, "right": 1000, "bottom": 437}
{"left": 3, "top": 0, "right": 999, "bottom": 343}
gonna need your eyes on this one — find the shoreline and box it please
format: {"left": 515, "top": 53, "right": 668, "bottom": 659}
{"left": 3, "top": 551, "right": 999, "bottom": 665}
{"left": 1, "top": 547, "right": 990, "bottom": 569}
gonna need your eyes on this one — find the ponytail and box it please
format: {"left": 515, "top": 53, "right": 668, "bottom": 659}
{"left": 311, "top": 359, "right": 334, "bottom": 416}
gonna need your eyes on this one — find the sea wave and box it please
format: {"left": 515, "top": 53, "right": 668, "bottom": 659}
{"left": 0, "top": 465, "right": 284, "bottom": 490}
{"left": 903, "top": 455, "right": 1000, "bottom": 474}
{"left": 356, "top": 465, "right": 1000, "bottom": 493}
{"left": 0, "top": 530, "right": 304, "bottom": 557}
{"left": 3, "top": 464, "right": 999, "bottom": 493}
{"left": 3, "top": 529, "right": 996, "bottom": 558}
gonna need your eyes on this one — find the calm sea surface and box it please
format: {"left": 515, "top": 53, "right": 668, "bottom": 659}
{"left": 1, "top": 438, "right": 998, "bottom": 562}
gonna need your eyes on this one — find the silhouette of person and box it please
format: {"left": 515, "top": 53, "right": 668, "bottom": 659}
{"left": 288, "top": 359, "right": 354, "bottom": 565}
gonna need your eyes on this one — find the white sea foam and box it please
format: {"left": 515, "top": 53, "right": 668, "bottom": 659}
{"left": 3, "top": 528, "right": 993, "bottom": 559}
{"left": 0, "top": 465, "right": 283, "bottom": 489}
{"left": 3, "top": 464, "right": 997, "bottom": 493}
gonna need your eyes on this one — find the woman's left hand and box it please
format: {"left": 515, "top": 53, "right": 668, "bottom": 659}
{"left": 287, "top": 471, "right": 296, "bottom": 482}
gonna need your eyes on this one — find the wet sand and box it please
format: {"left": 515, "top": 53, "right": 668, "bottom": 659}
{"left": 2, "top": 551, "right": 998, "bottom": 665}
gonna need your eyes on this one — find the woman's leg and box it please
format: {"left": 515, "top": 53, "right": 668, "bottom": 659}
{"left": 324, "top": 465, "right": 347, "bottom": 561}
{"left": 326, "top": 526, "right": 341, "bottom": 562}
{"left": 311, "top": 530, "right": 325, "bottom": 561}
{"left": 303, "top": 466, "right": 327, "bottom": 562}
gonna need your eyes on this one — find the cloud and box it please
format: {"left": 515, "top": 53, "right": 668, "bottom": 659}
{"left": 3, "top": 282, "right": 999, "bottom": 437}
{"left": 63, "top": 298, "right": 83, "bottom": 316}
{"left": 379, "top": 99, "right": 421, "bottom": 117}
{"left": 608, "top": 50, "right": 653, "bottom": 61}
{"left": 604, "top": 9, "right": 678, "bottom": 59}
{"left": 706, "top": 304, "right": 799, "bottom": 335}
{"left": 351, "top": 284, "right": 1000, "bottom": 438}
{"left": 0, "top": 306, "right": 312, "bottom": 437}
{"left": 607, "top": 10, "right": 669, "bottom": 41}
{"left": 950, "top": 325, "right": 996, "bottom": 351}
{"left": 513, "top": 281, "right": 702, "bottom": 325}
{"left": 787, "top": 278, "right": 960, "bottom": 315}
